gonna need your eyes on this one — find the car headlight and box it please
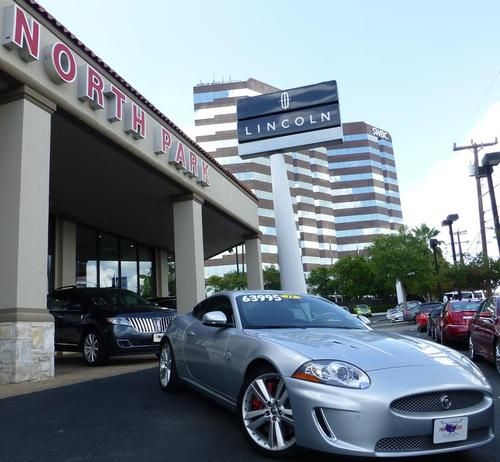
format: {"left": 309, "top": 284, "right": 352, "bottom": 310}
{"left": 292, "top": 360, "right": 371, "bottom": 389}
{"left": 107, "top": 316, "right": 132, "bottom": 327}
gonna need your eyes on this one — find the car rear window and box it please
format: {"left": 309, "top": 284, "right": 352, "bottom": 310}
{"left": 450, "top": 301, "right": 480, "bottom": 312}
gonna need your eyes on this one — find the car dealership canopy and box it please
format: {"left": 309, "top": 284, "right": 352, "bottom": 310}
{"left": 0, "top": 0, "right": 263, "bottom": 384}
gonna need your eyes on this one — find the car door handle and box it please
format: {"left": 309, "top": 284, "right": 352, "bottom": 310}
{"left": 188, "top": 331, "right": 195, "bottom": 336}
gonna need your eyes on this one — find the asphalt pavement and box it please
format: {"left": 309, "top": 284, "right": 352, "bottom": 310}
{"left": 0, "top": 320, "right": 498, "bottom": 462}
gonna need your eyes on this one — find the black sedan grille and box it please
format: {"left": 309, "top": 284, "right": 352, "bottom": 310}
{"left": 126, "top": 316, "right": 173, "bottom": 333}
{"left": 391, "top": 390, "right": 483, "bottom": 413}
{"left": 375, "top": 428, "right": 490, "bottom": 452}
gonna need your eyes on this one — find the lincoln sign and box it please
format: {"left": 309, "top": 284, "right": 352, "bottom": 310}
{"left": 236, "top": 80, "right": 343, "bottom": 158}
{"left": 1, "top": 4, "right": 210, "bottom": 186}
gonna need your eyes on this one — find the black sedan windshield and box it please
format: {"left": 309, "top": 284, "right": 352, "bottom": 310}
{"left": 88, "top": 289, "right": 154, "bottom": 307}
{"left": 237, "top": 294, "right": 367, "bottom": 330}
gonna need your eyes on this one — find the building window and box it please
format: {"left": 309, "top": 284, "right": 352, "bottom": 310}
{"left": 139, "top": 244, "right": 154, "bottom": 298}
{"left": 75, "top": 224, "right": 154, "bottom": 295}
{"left": 76, "top": 225, "right": 98, "bottom": 287}
{"left": 99, "top": 232, "right": 119, "bottom": 288}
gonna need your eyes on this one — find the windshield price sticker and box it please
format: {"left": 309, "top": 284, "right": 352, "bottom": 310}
{"left": 241, "top": 295, "right": 283, "bottom": 302}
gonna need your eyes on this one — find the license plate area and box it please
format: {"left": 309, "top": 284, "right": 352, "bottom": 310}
{"left": 433, "top": 417, "right": 468, "bottom": 444}
{"left": 153, "top": 333, "right": 163, "bottom": 343}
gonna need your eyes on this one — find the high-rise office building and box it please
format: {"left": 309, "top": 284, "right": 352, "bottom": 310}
{"left": 193, "top": 79, "right": 403, "bottom": 276}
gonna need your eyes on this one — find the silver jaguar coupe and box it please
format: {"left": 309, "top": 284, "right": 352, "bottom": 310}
{"left": 158, "top": 291, "right": 494, "bottom": 457}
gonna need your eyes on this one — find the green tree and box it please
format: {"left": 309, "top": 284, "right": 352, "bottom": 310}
{"left": 332, "top": 255, "right": 377, "bottom": 298}
{"left": 206, "top": 271, "right": 247, "bottom": 292}
{"left": 263, "top": 265, "right": 281, "bottom": 290}
{"left": 307, "top": 266, "right": 337, "bottom": 297}
{"left": 368, "top": 226, "right": 436, "bottom": 297}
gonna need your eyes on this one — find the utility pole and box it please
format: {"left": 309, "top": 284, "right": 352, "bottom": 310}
{"left": 453, "top": 139, "right": 498, "bottom": 257}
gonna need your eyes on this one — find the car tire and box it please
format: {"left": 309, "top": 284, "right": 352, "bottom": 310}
{"left": 82, "top": 330, "right": 107, "bottom": 366}
{"left": 468, "top": 336, "right": 478, "bottom": 361}
{"left": 440, "top": 330, "right": 447, "bottom": 346}
{"left": 159, "top": 341, "right": 183, "bottom": 392}
{"left": 238, "top": 366, "right": 297, "bottom": 458}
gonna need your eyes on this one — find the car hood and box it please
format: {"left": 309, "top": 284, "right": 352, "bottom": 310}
{"left": 244, "top": 328, "right": 469, "bottom": 372}
{"left": 96, "top": 305, "right": 175, "bottom": 316}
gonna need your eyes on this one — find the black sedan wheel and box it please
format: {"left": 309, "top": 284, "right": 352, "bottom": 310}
{"left": 159, "top": 341, "right": 183, "bottom": 391}
{"left": 82, "top": 331, "right": 107, "bottom": 366}
{"left": 239, "top": 369, "right": 296, "bottom": 457}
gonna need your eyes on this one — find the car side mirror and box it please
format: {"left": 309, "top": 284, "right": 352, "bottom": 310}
{"left": 202, "top": 311, "right": 229, "bottom": 327}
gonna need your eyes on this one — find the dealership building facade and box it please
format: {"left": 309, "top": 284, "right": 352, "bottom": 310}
{"left": 0, "top": 1, "right": 263, "bottom": 384}
{"left": 193, "top": 79, "right": 403, "bottom": 276}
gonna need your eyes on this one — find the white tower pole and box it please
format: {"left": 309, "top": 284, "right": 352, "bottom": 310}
{"left": 269, "top": 152, "right": 307, "bottom": 292}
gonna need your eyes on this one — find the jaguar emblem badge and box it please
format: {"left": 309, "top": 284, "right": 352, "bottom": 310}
{"left": 440, "top": 394, "right": 452, "bottom": 410}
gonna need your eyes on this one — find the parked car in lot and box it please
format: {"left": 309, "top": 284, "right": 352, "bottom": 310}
{"left": 159, "top": 291, "right": 494, "bottom": 457}
{"left": 47, "top": 286, "right": 176, "bottom": 366}
{"left": 428, "top": 305, "right": 445, "bottom": 339}
{"left": 469, "top": 296, "right": 500, "bottom": 375}
{"left": 435, "top": 300, "right": 481, "bottom": 345}
{"left": 386, "top": 300, "right": 421, "bottom": 322}
{"left": 353, "top": 303, "right": 372, "bottom": 317}
{"left": 415, "top": 302, "right": 444, "bottom": 332}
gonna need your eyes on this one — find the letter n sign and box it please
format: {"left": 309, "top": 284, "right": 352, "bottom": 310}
{"left": 2, "top": 4, "right": 40, "bottom": 62}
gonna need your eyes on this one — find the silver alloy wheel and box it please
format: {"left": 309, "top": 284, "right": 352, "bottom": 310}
{"left": 495, "top": 342, "right": 500, "bottom": 375}
{"left": 468, "top": 336, "right": 475, "bottom": 360}
{"left": 242, "top": 372, "right": 295, "bottom": 452}
{"left": 83, "top": 333, "right": 99, "bottom": 364}
{"left": 159, "top": 343, "right": 172, "bottom": 388}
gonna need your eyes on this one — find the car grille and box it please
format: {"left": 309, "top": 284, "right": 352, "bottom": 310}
{"left": 375, "top": 428, "right": 490, "bottom": 452}
{"left": 391, "top": 390, "right": 484, "bottom": 413}
{"left": 126, "top": 316, "right": 173, "bottom": 333}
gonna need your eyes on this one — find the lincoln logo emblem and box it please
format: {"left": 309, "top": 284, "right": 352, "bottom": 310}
{"left": 440, "top": 394, "right": 452, "bottom": 410}
{"left": 280, "top": 91, "right": 290, "bottom": 110}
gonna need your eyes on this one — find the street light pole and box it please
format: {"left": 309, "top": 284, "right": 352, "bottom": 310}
{"left": 429, "top": 239, "right": 441, "bottom": 299}
{"left": 480, "top": 151, "right": 500, "bottom": 256}
{"left": 441, "top": 214, "right": 459, "bottom": 264}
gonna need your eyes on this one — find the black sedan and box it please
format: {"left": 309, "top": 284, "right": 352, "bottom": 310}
{"left": 47, "top": 287, "right": 176, "bottom": 366}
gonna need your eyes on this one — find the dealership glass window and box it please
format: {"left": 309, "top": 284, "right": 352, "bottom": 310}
{"left": 120, "top": 239, "right": 138, "bottom": 292}
{"left": 75, "top": 224, "right": 155, "bottom": 295}
{"left": 98, "top": 232, "right": 119, "bottom": 288}
{"left": 76, "top": 226, "right": 98, "bottom": 287}
{"left": 138, "top": 244, "right": 154, "bottom": 298}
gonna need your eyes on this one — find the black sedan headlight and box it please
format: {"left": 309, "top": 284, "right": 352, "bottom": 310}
{"left": 292, "top": 360, "right": 371, "bottom": 389}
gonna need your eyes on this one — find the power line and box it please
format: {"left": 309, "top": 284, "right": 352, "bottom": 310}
{"left": 455, "top": 66, "right": 500, "bottom": 141}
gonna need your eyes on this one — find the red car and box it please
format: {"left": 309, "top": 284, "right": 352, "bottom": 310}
{"left": 469, "top": 296, "right": 500, "bottom": 375}
{"left": 415, "top": 302, "right": 443, "bottom": 332}
{"left": 436, "top": 300, "right": 481, "bottom": 345}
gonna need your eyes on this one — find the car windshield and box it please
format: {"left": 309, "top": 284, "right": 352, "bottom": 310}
{"left": 450, "top": 301, "right": 480, "bottom": 312}
{"left": 88, "top": 290, "right": 153, "bottom": 307}
{"left": 236, "top": 294, "right": 367, "bottom": 330}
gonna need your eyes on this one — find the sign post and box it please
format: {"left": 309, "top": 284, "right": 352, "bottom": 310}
{"left": 236, "top": 81, "right": 343, "bottom": 292}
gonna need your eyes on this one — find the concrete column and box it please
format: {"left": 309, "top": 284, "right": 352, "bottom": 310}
{"left": 245, "top": 233, "right": 264, "bottom": 290}
{"left": 55, "top": 219, "right": 77, "bottom": 289}
{"left": 155, "top": 249, "right": 170, "bottom": 297}
{"left": 0, "top": 86, "right": 56, "bottom": 384}
{"left": 173, "top": 194, "right": 205, "bottom": 313}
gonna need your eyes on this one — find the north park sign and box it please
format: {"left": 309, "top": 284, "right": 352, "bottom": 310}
{"left": 236, "top": 80, "right": 343, "bottom": 158}
{"left": 1, "top": 4, "right": 210, "bottom": 186}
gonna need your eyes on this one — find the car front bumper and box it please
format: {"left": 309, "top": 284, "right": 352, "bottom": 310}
{"left": 284, "top": 365, "right": 494, "bottom": 457}
{"left": 107, "top": 325, "right": 165, "bottom": 354}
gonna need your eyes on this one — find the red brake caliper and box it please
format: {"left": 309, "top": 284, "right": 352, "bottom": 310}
{"left": 251, "top": 378, "right": 277, "bottom": 410}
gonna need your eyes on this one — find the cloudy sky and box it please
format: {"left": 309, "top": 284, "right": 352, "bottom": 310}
{"left": 38, "top": 0, "right": 500, "bottom": 260}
